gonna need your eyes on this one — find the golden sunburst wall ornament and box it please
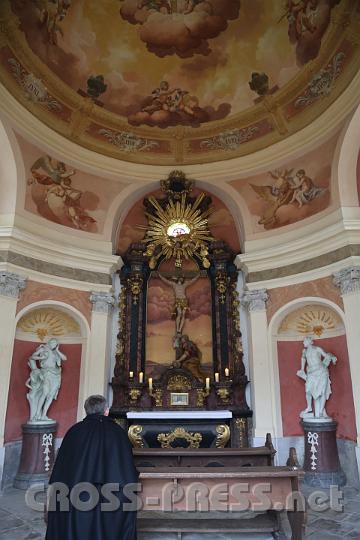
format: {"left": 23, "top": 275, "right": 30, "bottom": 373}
{"left": 17, "top": 308, "right": 81, "bottom": 341}
{"left": 141, "top": 174, "right": 214, "bottom": 269}
{"left": 279, "top": 304, "right": 344, "bottom": 338}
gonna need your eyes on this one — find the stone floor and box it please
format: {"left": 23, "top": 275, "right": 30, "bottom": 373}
{"left": 0, "top": 485, "right": 359, "bottom": 539}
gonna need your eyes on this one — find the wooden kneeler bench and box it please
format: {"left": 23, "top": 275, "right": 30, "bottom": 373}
{"left": 138, "top": 466, "right": 305, "bottom": 539}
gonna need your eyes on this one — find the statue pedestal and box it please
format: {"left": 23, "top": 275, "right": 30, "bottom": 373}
{"left": 14, "top": 422, "right": 57, "bottom": 489}
{"left": 301, "top": 419, "right": 346, "bottom": 487}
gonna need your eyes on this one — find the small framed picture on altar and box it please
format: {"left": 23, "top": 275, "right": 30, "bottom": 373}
{"left": 171, "top": 392, "right": 189, "bottom": 406}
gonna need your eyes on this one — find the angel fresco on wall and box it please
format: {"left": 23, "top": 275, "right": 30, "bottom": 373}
{"left": 250, "top": 168, "right": 327, "bottom": 228}
{"left": 280, "top": 0, "right": 340, "bottom": 66}
{"left": 28, "top": 156, "right": 98, "bottom": 232}
{"left": 119, "top": 0, "right": 240, "bottom": 58}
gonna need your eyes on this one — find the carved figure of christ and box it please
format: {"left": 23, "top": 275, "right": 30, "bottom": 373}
{"left": 158, "top": 272, "right": 199, "bottom": 334}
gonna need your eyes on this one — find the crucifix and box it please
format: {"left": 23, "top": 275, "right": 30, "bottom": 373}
{"left": 157, "top": 272, "right": 199, "bottom": 335}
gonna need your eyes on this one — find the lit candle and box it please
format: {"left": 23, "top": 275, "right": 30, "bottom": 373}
{"left": 139, "top": 372, "right": 144, "bottom": 384}
{"left": 148, "top": 377, "right": 153, "bottom": 392}
{"left": 225, "top": 368, "right": 229, "bottom": 378}
{"left": 215, "top": 372, "right": 220, "bottom": 383}
{"left": 205, "top": 377, "right": 210, "bottom": 391}
{"left": 129, "top": 371, "right": 134, "bottom": 379}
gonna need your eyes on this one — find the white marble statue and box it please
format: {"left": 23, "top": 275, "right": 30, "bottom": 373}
{"left": 296, "top": 336, "right": 337, "bottom": 421}
{"left": 25, "top": 338, "right": 67, "bottom": 424}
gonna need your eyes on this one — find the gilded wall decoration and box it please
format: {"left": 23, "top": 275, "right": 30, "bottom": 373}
{"left": 128, "top": 425, "right": 145, "bottom": 448}
{"left": 157, "top": 427, "right": 202, "bottom": 449}
{"left": 141, "top": 184, "right": 213, "bottom": 269}
{"left": 234, "top": 417, "right": 247, "bottom": 448}
{"left": 215, "top": 424, "right": 231, "bottom": 448}
{"left": 17, "top": 308, "right": 81, "bottom": 341}
{"left": 167, "top": 375, "right": 192, "bottom": 391}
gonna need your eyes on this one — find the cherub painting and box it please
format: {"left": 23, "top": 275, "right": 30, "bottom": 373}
{"left": 250, "top": 168, "right": 327, "bottom": 228}
{"left": 28, "top": 155, "right": 98, "bottom": 231}
{"left": 281, "top": 0, "right": 340, "bottom": 65}
{"left": 129, "top": 80, "right": 230, "bottom": 127}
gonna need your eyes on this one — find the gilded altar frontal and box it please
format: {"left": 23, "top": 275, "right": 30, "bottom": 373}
{"left": 0, "top": 0, "right": 359, "bottom": 538}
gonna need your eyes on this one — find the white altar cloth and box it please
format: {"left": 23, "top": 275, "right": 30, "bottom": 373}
{"left": 126, "top": 411, "right": 232, "bottom": 420}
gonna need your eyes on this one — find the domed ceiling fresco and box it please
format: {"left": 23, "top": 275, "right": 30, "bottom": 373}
{"left": 0, "top": 0, "right": 358, "bottom": 164}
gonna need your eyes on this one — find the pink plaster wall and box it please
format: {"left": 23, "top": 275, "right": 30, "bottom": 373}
{"left": 277, "top": 335, "right": 356, "bottom": 441}
{"left": 5, "top": 340, "right": 82, "bottom": 442}
{"left": 267, "top": 277, "right": 343, "bottom": 322}
{"left": 17, "top": 280, "right": 92, "bottom": 326}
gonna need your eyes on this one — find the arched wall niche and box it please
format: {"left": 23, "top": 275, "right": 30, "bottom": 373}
{"left": 269, "top": 298, "right": 357, "bottom": 443}
{"left": 4, "top": 301, "right": 90, "bottom": 444}
{"left": 113, "top": 178, "right": 245, "bottom": 257}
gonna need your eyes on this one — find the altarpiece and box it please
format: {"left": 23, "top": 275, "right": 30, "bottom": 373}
{"left": 111, "top": 172, "right": 251, "bottom": 449}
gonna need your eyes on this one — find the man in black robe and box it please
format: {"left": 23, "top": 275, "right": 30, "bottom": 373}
{"left": 46, "top": 395, "right": 138, "bottom": 540}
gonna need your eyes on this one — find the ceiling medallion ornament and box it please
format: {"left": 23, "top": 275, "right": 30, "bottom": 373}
{"left": 141, "top": 171, "right": 214, "bottom": 269}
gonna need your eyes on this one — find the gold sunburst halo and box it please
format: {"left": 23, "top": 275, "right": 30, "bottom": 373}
{"left": 140, "top": 192, "right": 214, "bottom": 268}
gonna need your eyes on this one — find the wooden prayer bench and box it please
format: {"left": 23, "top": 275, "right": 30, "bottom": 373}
{"left": 138, "top": 466, "right": 305, "bottom": 540}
